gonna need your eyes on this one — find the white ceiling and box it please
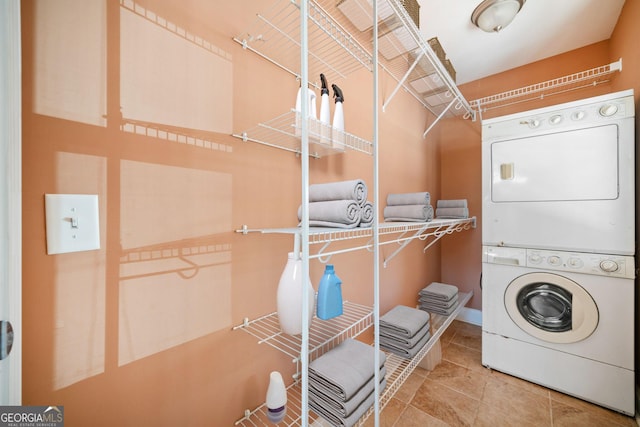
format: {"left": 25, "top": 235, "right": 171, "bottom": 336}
{"left": 418, "top": 0, "right": 626, "bottom": 84}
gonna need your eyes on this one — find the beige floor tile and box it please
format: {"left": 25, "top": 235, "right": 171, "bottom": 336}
{"left": 550, "top": 391, "right": 637, "bottom": 427}
{"left": 426, "top": 360, "right": 488, "bottom": 400}
{"left": 474, "top": 401, "right": 550, "bottom": 427}
{"left": 393, "top": 371, "right": 425, "bottom": 403}
{"left": 395, "top": 404, "right": 449, "bottom": 427}
{"left": 485, "top": 368, "right": 551, "bottom": 399}
{"left": 441, "top": 341, "right": 485, "bottom": 374}
{"left": 481, "top": 377, "right": 552, "bottom": 425}
{"left": 411, "top": 378, "right": 481, "bottom": 426}
{"left": 362, "top": 397, "right": 406, "bottom": 427}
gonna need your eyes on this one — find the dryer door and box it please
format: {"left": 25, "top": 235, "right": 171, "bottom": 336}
{"left": 504, "top": 272, "right": 598, "bottom": 344}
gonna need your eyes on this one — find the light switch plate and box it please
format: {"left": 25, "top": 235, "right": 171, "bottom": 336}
{"left": 45, "top": 194, "right": 100, "bottom": 255}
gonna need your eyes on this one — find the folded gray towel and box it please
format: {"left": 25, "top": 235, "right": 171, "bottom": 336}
{"left": 419, "top": 294, "right": 459, "bottom": 309}
{"left": 380, "top": 305, "right": 430, "bottom": 338}
{"left": 435, "top": 207, "right": 469, "bottom": 219}
{"left": 309, "top": 179, "right": 367, "bottom": 206}
{"left": 310, "top": 379, "right": 382, "bottom": 427}
{"left": 380, "top": 321, "right": 430, "bottom": 348}
{"left": 386, "top": 192, "right": 430, "bottom": 206}
{"left": 298, "top": 200, "right": 361, "bottom": 228}
{"left": 308, "top": 338, "right": 386, "bottom": 401}
{"left": 420, "top": 300, "right": 460, "bottom": 316}
{"left": 420, "top": 282, "right": 459, "bottom": 301}
{"left": 359, "top": 201, "right": 373, "bottom": 228}
{"left": 309, "top": 367, "right": 386, "bottom": 418}
{"left": 381, "top": 329, "right": 431, "bottom": 359}
{"left": 383, "top": 204, "right": 434, "bottom": 222}
{"left": 436, "top": 199, "right": 468, "bottom": 208}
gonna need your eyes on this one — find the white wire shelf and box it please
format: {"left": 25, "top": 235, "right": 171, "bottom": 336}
{"left": 233, "top": 0, "right": 372, "bottom": 85}
{"left": 236, "top": 217, "right": 476, "bottom": 265}
{"left": 470, "top": 59, "right": 623, "bottom": 115}
{"left": 232, "top": 301, "right": 373, "bottom": 366}
{"left": 234, "top": 291, "right": 473, "bottom": 426}
{"left": 232, "top": 109, "right": 373, "bottom": 157}
{"left": 233, "top": 0, "right": 475, "bottom": 128}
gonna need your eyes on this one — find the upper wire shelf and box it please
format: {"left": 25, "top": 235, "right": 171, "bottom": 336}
{"left": 471, "top": 59, "right": 623, "bottom": 116}
{"left": 234, "top": 0, "right": 475, "bottom": 123}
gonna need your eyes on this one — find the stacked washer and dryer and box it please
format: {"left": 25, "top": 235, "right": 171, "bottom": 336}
{"left": 481, "top": 90, "right": 636, "bottom": 415}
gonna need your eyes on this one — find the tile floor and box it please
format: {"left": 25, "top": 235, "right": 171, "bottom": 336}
{"left": 367, "top": 320, "right": 638, "bottom": 427}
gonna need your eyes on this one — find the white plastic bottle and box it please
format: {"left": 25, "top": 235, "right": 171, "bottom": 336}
{"left": 294, "top": 85, "right": 317, "bottom": 137}
{"left": 276, "top": 252, "right": 315, "bottom": 335}
{"left": 265, "top": 371, "right": 287, "bottom": 424}
{"left": 331, "top": 83, "right": 345, "bottom": 151}
{"left": 319, "top": 73, "right": 331, "bottom": 146}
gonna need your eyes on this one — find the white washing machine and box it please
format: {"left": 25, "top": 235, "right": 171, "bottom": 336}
{"left": 482, "top": 245, "right": 636, "bottom": 415}
{"left": 482, "top": 90, "right": 635, "bottom": 255}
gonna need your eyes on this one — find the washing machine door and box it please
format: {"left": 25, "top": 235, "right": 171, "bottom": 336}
{"left": 504, "top": 272, "right": 598, "bottom": 344}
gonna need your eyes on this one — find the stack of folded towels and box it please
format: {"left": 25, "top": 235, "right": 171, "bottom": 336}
{"left": 383, "top": 191, "right": 434, "bottom": 222}
{"left": 435, "top": 199, "right": 469, "bottom": 219}
{"left": 297, "top": 179, "right": 373, "bottom": 229}
{"left": 379, "top": 305, "right": 431, "bottom": 359}
{"left": 418, "top": 282, "right": 459, "bottom": 316}
{"left": 309, "top": 338, "right": 386, "bottom": 427}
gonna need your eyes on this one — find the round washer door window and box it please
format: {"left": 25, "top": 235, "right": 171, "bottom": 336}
{"left": 504, "top": 272, "right": 598, "bottom": 344}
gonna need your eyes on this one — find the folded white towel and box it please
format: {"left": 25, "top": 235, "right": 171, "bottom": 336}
{"left": 419, "top": 282, "right": 459, "bottom": 301}
{"left": 309, "top": 179, "right": 367, "bottom": 206}
{"left": 436, "top": 199, "right": 468, "bottom": 208}
{"left": 298, "top": 200, "right": 361, "bottom": 228}
{"left": 435, "top": 207, "right": 469, "bottom": 219}
{"left": 383, "top": 204, "right": 434, "bottom": 222}
{"left": 359, "top": 201, "right": 374, "bottom": 228}
{"left": 386, "top": 192, "right": 430, "bottom": 206}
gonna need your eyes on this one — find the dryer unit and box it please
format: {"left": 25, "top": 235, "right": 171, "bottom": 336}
{"left": 482, "top": 90, "right": 635, "bottom": 255}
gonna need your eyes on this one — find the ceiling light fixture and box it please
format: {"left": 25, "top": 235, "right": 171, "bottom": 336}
{"left": 471, "top": 0, "right": 526, "bottom": 33}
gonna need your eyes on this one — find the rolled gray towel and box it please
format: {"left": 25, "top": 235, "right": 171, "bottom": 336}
{"left": 380, "top": 305, "right": 430, "bottom": 338}
{"left": 308, "top": 338, "right": 386, "bottom": 401}
{"left": 359, "top": 201, "right": 374, "bottom": 228}
{"left": 381, "top": 329, "right": 431, "bottom": 359}
{"left": 419, "top": 282, "right": 459, "bottom": 301}
{"left": 386, "top": 192, "right": 430, "bottom": 206}
{"left": 309, "top": 179, "right": 367, "bottom": 206}
{"left": 436, "top": 199, "right": 468, "bottom": 208}
{"left": 435, "top": 207, "right": 469, "bottom": 219}
{"left": 383, "top": 204, "right": 434, "bottom": 222}
{"left": 309, "top": 367, "right": 386, "bottom": 418}
{"left": 380, "top": 321, "right": 430, "bottom": 348}
{"left": 298, "top": 200, "right": 361, "bottom": 228}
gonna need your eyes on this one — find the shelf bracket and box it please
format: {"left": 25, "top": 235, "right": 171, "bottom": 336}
{"left": 423, "top": 98, "right": 456, "bottom": 138}
{"left": 382, "top": 51, "right": 425, "bottom": 113}
{"left": 382, "top": 225, "right": 429, "bottom": 268}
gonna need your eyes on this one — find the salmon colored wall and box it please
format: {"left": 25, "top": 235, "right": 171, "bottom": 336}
{"left": 21, "top": 0, "right": 444, "bottom": 425}
{"left": 439, "top": 0, "right": 639, "bottom": 312}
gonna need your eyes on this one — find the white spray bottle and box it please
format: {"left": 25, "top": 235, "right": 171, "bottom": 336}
{"left": 319, "top": 73, "right": 331, "bottom": 146}
{"left": 331, "top": 83, "right": 345, "bottom": 151}
{"left": 295, "top": 84, "right": 317, "bottom": 137}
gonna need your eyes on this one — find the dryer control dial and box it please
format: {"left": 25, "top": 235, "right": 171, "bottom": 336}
{"left": 599, "top": 259, "right": 619, "bottom": 273}
{"left": 567, "top": 257, "right": 584, "bottom": 269}
{"left": 547, "top": 255, "right": 561, "bottom": 266}
{"left": 528, "top": 253, "right": 542, "bottom": 264}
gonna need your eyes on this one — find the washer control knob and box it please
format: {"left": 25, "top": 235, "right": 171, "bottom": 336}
{"left": 549, "top": 114, "right": 563, "bottom": 125}
{"left": 528, "top": 253, "right": 542, "bottom": 264}
{"left": 599, "top": 259, "right": 619, "bottom": 273}
{"left": 571, "top": 111, "right": 585, "bottom": 121}
{"left": 567, "top": 257, "right": 583, "bottom": 269}
{"left": 547, "top": 255, "right": 561, "bottom": 266}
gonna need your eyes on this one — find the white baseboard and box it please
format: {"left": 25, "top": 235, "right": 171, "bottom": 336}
{"left": 456, "top": 307, "right": 482, "bottom": 326}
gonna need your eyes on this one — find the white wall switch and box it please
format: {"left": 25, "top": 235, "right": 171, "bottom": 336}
{"left": 45, "top": 194, "right": 100, "bottom": 255}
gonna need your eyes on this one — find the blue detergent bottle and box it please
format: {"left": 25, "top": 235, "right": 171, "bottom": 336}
{"left": 317, "top": 264, "right": 343, "bottom": 320}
